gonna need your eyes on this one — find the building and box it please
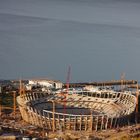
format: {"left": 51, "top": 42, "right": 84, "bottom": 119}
{"left": 83, "top": 85, "right": 99, "bottom": 92}
{"left": 28, "top": 79, "right": 63, "bottom": 89}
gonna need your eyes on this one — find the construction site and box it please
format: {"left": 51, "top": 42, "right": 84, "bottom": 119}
{"left": 0, "top": 78, "right": 140, "bottom": 139}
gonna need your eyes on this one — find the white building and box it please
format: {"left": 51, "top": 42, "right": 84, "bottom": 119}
{"left": 28, "top": 79, "right": 63, "bottom": 89}
{"left": 83, "top": 85, "right": 99, "bottom": 92}
{"left": 25, "top": 84, "right": 32, "bottom": 91}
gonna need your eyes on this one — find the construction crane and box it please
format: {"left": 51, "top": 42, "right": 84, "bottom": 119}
{"left": 0, "top": 91, "right": 17, "bottom": 118}
{"left": 19, "top": 79, "right": 25, "bottom": 97}
{"left": 0, "top": 79, "right": 25, "bottom": 118}
{"left": 121, "top": 72, "right": 125, "bottom": 91}
{"left": 136, "top": 81, "right": 139, "bottom": 123}
{"left": 63, "top": 65, "right": 71, "bottom": 114}
{"left": 0, "top": 93, "right": 1, "bottom": 116}
{"left": 66, "top": 65, "right": 71, "bottom": 92}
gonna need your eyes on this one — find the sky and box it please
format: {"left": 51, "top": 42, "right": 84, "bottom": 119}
{"left": 0, "top": 0, "right": 140, "bottom": 82}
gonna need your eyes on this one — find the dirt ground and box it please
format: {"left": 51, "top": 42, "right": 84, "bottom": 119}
{"left": 46, "top": 124, "right": 140, "bottom": 140}
{"left": 0, "top": 110, "right": 140, "bottom": 140}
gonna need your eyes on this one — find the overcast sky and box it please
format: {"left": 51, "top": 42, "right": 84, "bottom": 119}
{"left": 0, "top": 0, "right": 140, "bottom": 82}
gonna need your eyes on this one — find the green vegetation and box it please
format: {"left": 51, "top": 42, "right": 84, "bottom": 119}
{"left": 0, "top": 92, "right": 16, "bottom": 107}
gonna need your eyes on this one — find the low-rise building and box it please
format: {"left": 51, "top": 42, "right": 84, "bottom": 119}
{"left": 28, "top": 79, "right": 63, "bottom": 89}
{"left": 83, "top": 85, "right": 99, "bottom": 92}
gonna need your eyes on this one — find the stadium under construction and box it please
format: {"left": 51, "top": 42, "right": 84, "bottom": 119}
{"left": 16, "top": 80, "right": 139, "bottom": 132}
